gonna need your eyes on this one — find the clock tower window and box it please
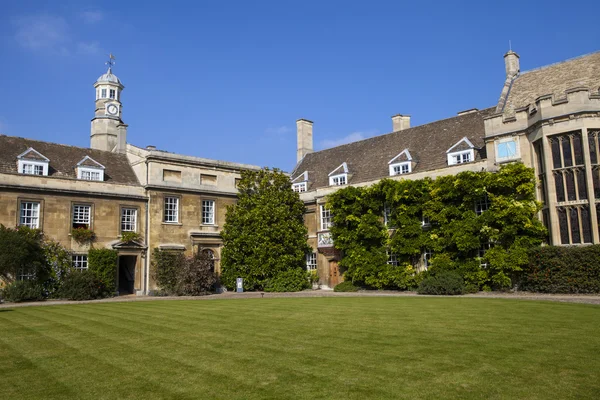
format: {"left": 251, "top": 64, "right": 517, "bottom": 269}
{"left": 101, "top": 88, "right": 107, "bottom": 98}
{"left": 109, "top": 89, "right": 115, "bottom": 99}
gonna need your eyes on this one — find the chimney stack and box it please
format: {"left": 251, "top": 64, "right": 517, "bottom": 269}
{"left": 297, "top": 119, "right": 314, "bottom": 162}
{"left": 391, "top": 114, "right": 411, "bottom": 132}
{"left": 504, "top": 50, "right": 520, "bottom": 78}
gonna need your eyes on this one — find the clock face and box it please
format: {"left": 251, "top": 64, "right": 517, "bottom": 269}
{"left": 106, "top": 104, "right": 118, "bottom": 116}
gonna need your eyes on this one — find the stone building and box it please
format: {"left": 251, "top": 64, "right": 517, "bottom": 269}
{"left": 291, "top": 50, "right": 600, "bottom": 288}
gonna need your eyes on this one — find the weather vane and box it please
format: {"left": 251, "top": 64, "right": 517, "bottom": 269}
{"left": 105, "top": 53, "right": 116, "bottom": 70}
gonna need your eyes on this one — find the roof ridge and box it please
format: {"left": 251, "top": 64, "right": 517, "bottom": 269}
{"left": 519, "top": 49, "right": 600, "bottom": 76}
{"left": 0, "top": 134, "right": 121, "bottom": 156}
{"left": 308, "top": 106, "right": 495, "bottom": 157}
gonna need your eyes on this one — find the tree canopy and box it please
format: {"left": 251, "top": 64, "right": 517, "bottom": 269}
{"left": 220, "top": 168, "right": 310, "bottom": 291}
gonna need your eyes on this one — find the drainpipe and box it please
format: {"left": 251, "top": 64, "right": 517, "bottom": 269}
{"left": 144, "top": 158, "right": 150, "bottom": 295}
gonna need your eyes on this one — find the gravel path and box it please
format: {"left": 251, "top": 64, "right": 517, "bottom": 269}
{"left": 1, "top": 290, "right": 600, "bottom": 308}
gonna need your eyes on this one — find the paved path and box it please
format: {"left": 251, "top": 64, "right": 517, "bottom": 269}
{"left": 1, "top": 290, "right": 600, "bottom": 308}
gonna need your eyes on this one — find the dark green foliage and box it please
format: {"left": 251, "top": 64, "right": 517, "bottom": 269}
{"left": 42, "top": 239, "right": 73, "bottom": 297}
{"left": 175, "top": 252, "right": 217, "bottom": 296}
{"left": 71, "top": 228, "right": 96, "bottom": 244}
{"left": 88, "top": 249, "right": 118, "bottom": 295}
{"left": 0, "top": 225, "right": 49, "bottom": 284}
{"left": 221, "top": 168, "right": 310, "bottom": 291}
{"left": 417, "top": 271, "right": 465, "bottom": 295}
{"left": 333, "top": 281, "right": 360, "bottom": 292}
{"left": 264, "top": 268, "right": 310, "bottom": 292}
{"left": 120, "top": 231, "right": 141, "bottom": 243}
{"left": 1, "top": 280, "right": 45, "bottom": 302}
{"left": 522, "top": 245, "right": 600, "bottom": 293}
{"left": 58, "top": 270, "right": 106, "bottom": 300}
{"left": 152, "top": 248, "right": 184, "bottom": 294}
{"left": 328, "top": 163, "right": 547, "bottom": 290}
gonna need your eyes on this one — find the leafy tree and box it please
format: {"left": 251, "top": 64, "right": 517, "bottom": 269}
{"left": 0, "top": 225, "right": 49, "bottom": 284}
{"left": 220, "top": 168, "right": 310, "bottom": 291}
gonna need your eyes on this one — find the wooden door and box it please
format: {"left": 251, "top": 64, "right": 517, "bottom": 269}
{"left": 329, "top": 260, "right": 342, "bottom": 287}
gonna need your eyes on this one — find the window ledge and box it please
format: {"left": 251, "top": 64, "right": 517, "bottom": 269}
{"left": 161, "top": 222, "right": 183, "bottom": 226}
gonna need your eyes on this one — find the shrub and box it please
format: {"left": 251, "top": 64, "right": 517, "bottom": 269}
{"left": 88, "top": 249, "right": 118, "bottom": 295}
{"left": 0, "top": 225, "right": 48, "bottom": 284}
{"left": 522, "top": 245, "right": 600, "bottom": 293}
{"left": 71, "top": 228, "right": 96, "bottom": 244}
{"left": 334, "top": 281, "right": 360, "bottom": 292}
{"left": 152, "top": 249, "right": 184, "bottom": 294}
{"left": 121, "top": 231, "right": 142, "bottom": 243}
{"left": 264, "top": 268, "right": 311, "bottom": 292}
{"left": 175, "top": 253, "right": 217, "bottom": 296}
{"left": 1, "top": 280, "right": 45, "bottom": 302}
{"left": 58, "top": 270, "right": 106, "bottom": 300}
{"left": 417, "top": 271, "right": 465, "bottom": 295}
{"left": 42, "top": 239, "right": 73, "bottom": 297}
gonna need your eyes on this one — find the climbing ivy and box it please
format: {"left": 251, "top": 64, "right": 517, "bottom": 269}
{"left": 327, "top": 163, "right": 546, "bottom": 290}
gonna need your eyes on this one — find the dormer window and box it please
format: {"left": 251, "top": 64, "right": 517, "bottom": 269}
{"left": 17, "top": 148, "right": 49, "bottom": 176}
{"left": 328, "top": 162, "right": 349, "bottom": 186}
{"left": 292, "top": 182, "right": 307, "bottom": 193}
{"left": 388, "top": 149, "right": 413, "bottom": 176}
{"left": 291, "top": 171, "right": 309, "bottom": 193}
{"left": 330, "top": 174, "right": 347, "bottom": 186}
{"left": 447, "top": 137, "right": 476, "bottom": 166}
{"left": 76, "top": 156, "right": 105, "bottom": 182}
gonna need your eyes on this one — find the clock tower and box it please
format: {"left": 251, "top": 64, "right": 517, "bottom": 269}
{"left": 90, "top": 54, "right": 128, "bottom": 152}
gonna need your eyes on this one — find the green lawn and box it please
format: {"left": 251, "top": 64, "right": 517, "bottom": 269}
{"left": 0, "top": 298, "right": 599, "bottom": 399}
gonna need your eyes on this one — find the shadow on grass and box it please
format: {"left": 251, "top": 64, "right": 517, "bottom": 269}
{"left": 0, "top": 309, "right": 13, "bottom": 312}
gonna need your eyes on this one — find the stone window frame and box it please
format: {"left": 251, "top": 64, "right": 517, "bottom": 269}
{"left": 72, "top": 254, "right": 89, "bottom": 271}
{"left": 201, "top": 198, "right": 216, "bottom": 226}
{"left": 306, "top": 252, "right": 317, "bottom": 271}
{"left": 71, "top": 202, "right": 94, "bottom": 230}
{"left": 163, "top": 195, "right": 181, "bottom": 224}
{"left": 119, "top": 205, "right": 140, "bottom": 234}
{"left": 17, "top": 197, "right": 44, "bottom": 230}
{"left": 320, "top": 205, "right": 332, "bottom": 231}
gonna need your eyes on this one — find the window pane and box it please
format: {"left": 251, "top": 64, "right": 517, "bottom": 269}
{"left": 72, "top": 205, "right": 91, "bottom": 229}
{"left": 594, "top": 168, "right": 600, "bottom": 199}
{"left": 164, "top": 197, "right": 179, "bottom": 222}
{"left": 561, "top": 137, "right": 573, "bottom": 167}
{"left": 576, "top": 170, "right": 587, "bottom": 200}
{"left": 569, "top": 208, "right": 580, "bottom": 244}
{"left": 589, "top": 135, "right": 598, "bottom": 165}
{"left": 320, "top": 206, "right": 332, "bottom": 230}
{"left": 121, "top": 208, "right": 137, "bottom": 232}
{"left": 20, "top": 202, "right": 40, "bottom": 229}
{"left": 573, "top": 133, "right": 584, "bottom": 165}
{"left": 565, "top": 170, "right": 576, "bottom": 201}
{"left": 581, "top": 206, "right": 592, "bottom": 243}
{"left": 72, "top": 255, "right": 88, "bottom": 271}
{"left": 551, "top": 139, "right": 561, "bottom": 169}
{"left": 558, "top": 208, "right": 569, "bottom": 244}
{"left": 554, "top": 172, "right": 565, "bottom": 202}
{"left": 202, "top": 200, "right": 215, "bottom": 224}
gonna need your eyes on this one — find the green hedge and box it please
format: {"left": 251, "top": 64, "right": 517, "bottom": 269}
{"left": 522, "top": 245, "right": 600, "bottom": 293}
{"left": 88, "top": 249, "right": 118, "bottom": 295}
{"left": 333, "top": 281, "right": 360, "bottom": 292}
{"left": 417, "top": 271, "right": 465, "bottom": 295}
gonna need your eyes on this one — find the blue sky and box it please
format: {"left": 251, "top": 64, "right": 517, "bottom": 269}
{"left": 1, "top": 1, "right": 599, "bottom": 172}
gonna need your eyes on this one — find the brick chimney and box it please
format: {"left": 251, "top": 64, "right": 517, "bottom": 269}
{"left": 504, "top": 50, "right": 520, "bottom": 78}
{"left": 297, "top": 119, "right": 313, "bottom": 162}
{"left": 391, "top": 114, "right": 410, "bottom": 132}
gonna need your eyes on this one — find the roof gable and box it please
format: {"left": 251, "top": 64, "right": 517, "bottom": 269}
{"left": 17, "top": 147, "right": 49, "bottom": 162}
{"left": 447, "top": 137, "right": 476, "bottom": 153}
{"left": 328, "top": 162, "right": 348, "bottom": 176}
{"left": 389, "top": 149, "right": 412, "bottom": 164}
{"left": 77, "top": 156, "right": 105, "bottom": 169}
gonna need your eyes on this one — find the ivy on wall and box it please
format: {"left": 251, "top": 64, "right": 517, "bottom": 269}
{"left": 327, "top": 163, "right": 547, "bottom": 290}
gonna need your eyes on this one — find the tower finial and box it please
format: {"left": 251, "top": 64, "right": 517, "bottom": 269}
{"left": 105, "top": 53, "right": 116, "bottom": 72}
{"left": 509, "top": 40, "right": 512, "bottom": 52}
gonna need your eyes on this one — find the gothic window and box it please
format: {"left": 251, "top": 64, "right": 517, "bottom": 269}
{"left": 573, "top": 134, "right": 584, "bottom": 165}
{"left": 558, "top": 208, "right": 569, "bottom": 245}
{"left": 576, "top": 170, "right": 587, "bottom": 200}
{"left": 593, "top": 167, "right": 600, "bottom": 199}
{"left": 562, "top": 137, "right": 573, "bottom": 167}
{"left": 539, "top": 176, "right": 547, "bottom": 203}
{"left": 589, "top": 134, "right": 598, "bottom": 165}
{"left": 581, "top": 206, "right": 592, "bottom": 244}
{"left": 554, "top": 172, "right": 565, "bottom": 202}
{"left": 551, "top": 139, "right": 561, "bottom": 169}
{"left": 534, "top": 140, "right": 545, "bottom": 174}
{"left": 569, "top": 207, "right": 581, "bottom": 244}
{"left": 565, "top": 170, "right": 576, "bottom": 201}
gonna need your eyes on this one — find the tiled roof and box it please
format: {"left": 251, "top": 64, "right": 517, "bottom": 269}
{"left": 498, "top": 51, "right": 600, "bottom": 113}
{"left": 0, "top": 135, "right": 140, "bottom": 185}
{"left": 291, "top": 108, "right": 494, "bottom": 191}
